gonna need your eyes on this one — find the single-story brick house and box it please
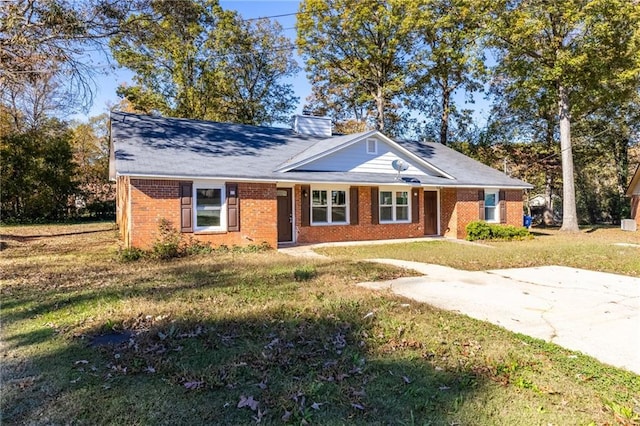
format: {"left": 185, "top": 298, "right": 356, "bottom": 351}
{"left": 109, "top": 112, "right": 532, "bottom": 249}
{"left": 627, "top": 165, "right": 640, "bottom": 228}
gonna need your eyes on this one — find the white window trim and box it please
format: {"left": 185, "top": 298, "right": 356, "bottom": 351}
{"left": 193, "top": 182, "right": 227, "bottom": 232}
{"left": 379, "top": 186, "right": 411, "bottom": 224}
{"left": 366, "top": 138, "right": 377, "bottom": 155}
{"left": 310, "top": 185, "right": 350, "bottom": 226}
{"left": 484, "top": 189, "right": 499, "bottom": 223}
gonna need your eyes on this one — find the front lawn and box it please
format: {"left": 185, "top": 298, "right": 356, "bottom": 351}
{"left": 318, "top": 226, "right": 640, "bottom": 277}
{"left": 1, "top": 223, "right": 639, "bottom": 425}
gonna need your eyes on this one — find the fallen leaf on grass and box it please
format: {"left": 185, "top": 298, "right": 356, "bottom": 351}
{"left": 252, "top": 408, "right": 265, "bottom": 423}
{"left": 351, "top": 403, "right": 365, "bottom": 410}
{"left": 184, "top": 381, "right": 204, "bottom": 390}
{"left": 237, "top": 395, "right": 259, "bottom": 411}
{"left": 281, "top": 410, "right": 292, "bottom": 422}
{"left": 311, "top": 402, "right": 323, "bottom": 410}
{"left": 402, "top": 376, "right": 411, "bottom": 384}
{"left": 145, "top": 366, "right": 156, "bottom": 374}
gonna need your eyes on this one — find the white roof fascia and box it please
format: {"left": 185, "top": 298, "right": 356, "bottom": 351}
{"left": 118, "top": 173, "right": 532, "bottom": 189}
{"left": 123, "top": 173, "right": 278, "bottom": 183}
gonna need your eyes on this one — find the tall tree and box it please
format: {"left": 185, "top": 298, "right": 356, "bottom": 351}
{"left": 1, "top": 118, "right": 76, "bottom": 221}
{"left": 488, "top": 0, "right": 640, "bottom": 232}
{"left": 110, "top": 0, "right": 298, "bottom": 125}
{"left": 574, "top": 93, "right": 640, "bottom": 223}
{"left": 71, "top": 114, "right": 114, "bottom": 217}
{"left": 209, "top": 17, "right": 299, "bottom": 125}
{"left": 1, "top": 0, "right": 131, "bottom": 108}
{"left": 409, "top": 0, "right": 487, "bottom": 145}
{"left": 296, "top": 0, "right": 413, "bottom": 132}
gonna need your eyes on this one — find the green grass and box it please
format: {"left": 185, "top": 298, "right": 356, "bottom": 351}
{"left": 318, "top": 226, "right": 640, "bottom": 277}
{"left": 1, "top": 223, "right": 639, "bottom": 425}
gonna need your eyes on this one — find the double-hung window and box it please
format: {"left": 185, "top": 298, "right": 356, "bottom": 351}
{"left": 484, "top": 190, "right": 498, "bottom": 222}
{"left": 312, "top": 188, "right": 348, "bottom": 224}
{"left": 194, "top": 184, "right": 225, "bottom": 231}
{"left": 380, "top": 189, "right": 409, "bottom": 222}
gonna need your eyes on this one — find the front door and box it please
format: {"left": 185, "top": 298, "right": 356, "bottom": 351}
{"left": 277, "top": 188, "right": 293, "bottom": 242}
{"left": 424, "top": 190, "right": 438, "bottom": 235}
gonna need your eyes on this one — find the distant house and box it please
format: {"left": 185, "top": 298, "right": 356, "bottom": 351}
{"left": 109, "top": 112, "right": 532, "bottom": 248}
{"left": 627, "top": 165, "right": 640, "bottom": 228}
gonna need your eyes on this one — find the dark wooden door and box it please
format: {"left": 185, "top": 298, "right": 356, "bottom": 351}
{"left": 277, "top": 188, "right": 293, "bottom": 242}
{"left": 424, "top": 190, "right": 438, "bottom": 235}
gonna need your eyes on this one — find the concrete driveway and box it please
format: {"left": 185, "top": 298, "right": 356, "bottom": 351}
{"left": 360, "top": 259, "right": 640, "bottom": 375}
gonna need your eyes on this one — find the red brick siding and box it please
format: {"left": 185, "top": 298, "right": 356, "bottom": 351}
{"left": 295, "top": 185, "right": 425, "bottom": 243}
{"left": 441, "top": 188, "right": 457, "bottom": 238}
{"left": 123, "top": 178, "right": 526, "bottom": 247}
{"left": 441, "top": 188, "right": 524, "bottom": 239}
{"left": 504, "top": 190, "right": 524, "bottom": 229}
{"left": 127, "top": 179, "right": 277, "bottom": 249}
{"left": 454, "top": 188, "right": 481, "bottom": 238}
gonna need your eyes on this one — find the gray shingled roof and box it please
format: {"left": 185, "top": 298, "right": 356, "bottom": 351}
{"left": 110, "top": 111, "right": 532, "bottom": 188}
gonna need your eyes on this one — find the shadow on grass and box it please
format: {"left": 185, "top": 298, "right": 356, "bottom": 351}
{"left": 1, "top": 256, "right": 398, "bottom": 327}
{"left": 2, "top": 310, "right": 490, "bottom": 425}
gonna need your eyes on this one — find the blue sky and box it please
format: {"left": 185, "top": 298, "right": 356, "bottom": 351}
{"left": 86, "top": 1, "right": 310, "bottom": 118}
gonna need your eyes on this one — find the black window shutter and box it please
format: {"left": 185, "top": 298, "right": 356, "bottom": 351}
{"left": 411, "top": 188, "right": 420, "bottom": 223}
{"left": 499, "top": 190, "right": 507, "bottom": 224}
{"left": 180, "top": 181, "right": 193, "bottom": 233}
{"left": 350, "top": 186, "right": 359, "bottom": 225}
{"left": 227, "top": 183, "right": 240, "bottom": 232}
{"left": 478, "top": 189, "right": 485, "bottom": 221}
{"left": 301, "top": 185, "right": 310, "bottom": 226}
{"left": 371, "top": 187, "right": 379, "bottom": 225}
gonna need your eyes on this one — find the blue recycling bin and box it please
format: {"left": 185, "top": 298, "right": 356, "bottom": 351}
{"left": 523, "top": 215, "right": 532, "bottom": 228}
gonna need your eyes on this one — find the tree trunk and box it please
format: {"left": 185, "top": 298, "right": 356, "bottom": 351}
{"left": 375, "top": 86, "right": 385, "bottom": 131}
{"left": 543, "top": 172, "right": 555, "bottom": 225}
{"left": 440, "top": 89, "right": 450, "bottom": 145}
{"left": 558, "top": 84, "right": 579, "bottom": 232}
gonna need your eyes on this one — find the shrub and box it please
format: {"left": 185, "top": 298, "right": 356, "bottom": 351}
{"left": 466, "top": 221, "right": 531, "bottom": 241}
{"left": 119, "top": 247, "right": 145, "bottom": 262}
{"left": 465, "top": 221, "right": 492, "bottom": 241}
{"left": 183, "top": 237, "right": 213, "bottom": 256}
{"left": 229, "top": 242, "right": 272, "bottom": 253}
{"left": 151, "top": 218, "right": 183, "bottom": 259}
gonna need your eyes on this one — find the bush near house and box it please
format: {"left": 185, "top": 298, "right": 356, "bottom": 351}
{"left": 466, "top": 221, "right": 531, "bottom": 241}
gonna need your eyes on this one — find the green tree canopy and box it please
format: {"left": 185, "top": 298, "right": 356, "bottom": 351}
{"left": 409, "top": 0, "right": 487, "bottom": 145}
{"left": 110, "top": 0, "right": 298, "bottom": 125}
{"left": 296, "top": 0, "right": 413, "bottom": 133}
{"left": 1, "top": 118, "right": 76, "bottom": 221}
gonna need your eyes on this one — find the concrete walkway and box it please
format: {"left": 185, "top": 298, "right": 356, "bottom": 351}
{"left": 277, "top": 236, "right": 472, "bottom": 259}
{"left": 360, "top": 259, "right": 640, "bottom": 375}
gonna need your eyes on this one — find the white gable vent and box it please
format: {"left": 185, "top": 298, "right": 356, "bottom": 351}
{"left": 292, "top": 114, "right": 332, "bottom": 137}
